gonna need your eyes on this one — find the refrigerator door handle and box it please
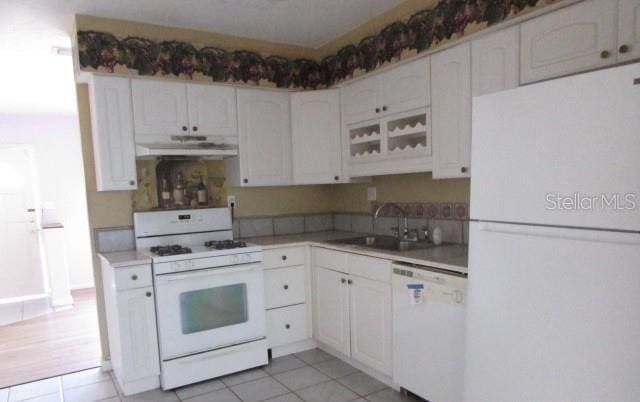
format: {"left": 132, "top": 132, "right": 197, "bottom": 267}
{"left": 477, "top": 222, "right": 640, "bottom": 245}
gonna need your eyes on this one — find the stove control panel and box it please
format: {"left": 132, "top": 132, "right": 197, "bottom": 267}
{"left": 154, "top": 251, "right": 263, "bottom": 275}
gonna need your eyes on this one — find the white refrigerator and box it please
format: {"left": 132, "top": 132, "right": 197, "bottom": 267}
{"left": 465, "top": 63, "right": 640, "bottom": 402}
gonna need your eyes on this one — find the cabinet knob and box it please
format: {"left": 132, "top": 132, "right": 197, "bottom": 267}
{"left": 145, "top": 291, "right": 152, "bottom": 297}
{"left": 129, "top": 180, "right": 135, "bottom": 186}
{"left": 283, "top": 284, "right": 289, "bottom": 290}
{"left": 600, "top": 50, "right": 610, "bottom": 59}
{"left": 461, "top": 167, "right": 468, "bottom": 173}
{"left": 334, "top": 176, "right": 340, "bottom": 181}
{"left": 131, "top": 274, "right": 138, "bottom": 281}
{"left": 243, "top": 178, "right": 248, "bottom": 184}
{"left": 382, "top": 105, "right": 388, "bottom": 112}
{"left": 182, "top": 126, "right": 188, "bottom": 131}
{"left": 281, "top": 255, "right": 287, "bottom": 261}
{"left": 347, "top": 279, "right": 353, "bottom": 285}
{"left": 619, "top": 44, "right": 630, "bottom": 54}
{"left": 341, "top": 278, "right": 346, "bottom": 284}
{"left": 192, "top": 126, "right": 198, "bottom": 132}
{"left": 375, "top": 107, "right": 381, "bottom": 113}
{"left": 285, "top": 324, "right": 291, "bottom": 329}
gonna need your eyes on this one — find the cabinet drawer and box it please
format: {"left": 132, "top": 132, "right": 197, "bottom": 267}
{"left": 348, "top": 254, "right": 391, "bottom": 283}
{"left": 266, "top": 304, "right": 308, "bottom": 348}
{"left": 265, "top": 266, "right": 306, "bottom": 309}
{"left": 262, "top": 247, "right": 305, "bottom": 270}
{"left": 312, "top": 247, "right": 347, "bottom": 272}
{"left": 114, "top": 265, "right": 152, "bottom": 290}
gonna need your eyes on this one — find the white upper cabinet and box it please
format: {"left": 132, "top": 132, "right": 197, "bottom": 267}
{"left": 342, "top": 74, "right": 381, "bottom": 124}
{"left": 472, "top": 26, "right": 520, "bottom": 96}
{"left": 618, "top": 0, "right": 640, "bottom": 62}
{"left": 431, "top": 43, "right": 472, "bottom": 179}
{"left": 88, "top": 75, "right": 137, "bottom": 191}
{"left": 520, "top": 0, "right": 617, "bottom": 84}
{"left": 291, "top": 89, "right": 342, "bottom": 184}
{"left": 381, "top": 57, "right": 430, "bottom": 114}
{"left": 227, "top": 89, "right": 292, "bottom": 187}
{"left": 131, "top": 80, "right": 189, "bottom": 137}
{"left": 186, "top": 84, "right": 237, "bottom": 137}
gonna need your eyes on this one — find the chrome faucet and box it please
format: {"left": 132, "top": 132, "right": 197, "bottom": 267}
{"left": 373, "top": 203, "right": 416, "bottom": 241}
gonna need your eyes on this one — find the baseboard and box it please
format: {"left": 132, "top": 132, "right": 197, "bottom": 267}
{"left": 270, "top": 338, "right": 317, "bottom": 359}
{"left": 70, "top": 283, "right": 95, "bottom": 291}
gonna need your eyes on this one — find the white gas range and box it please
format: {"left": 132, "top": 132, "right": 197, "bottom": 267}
{"left": 134, "top": 208, "right": 268, "bottom": 390}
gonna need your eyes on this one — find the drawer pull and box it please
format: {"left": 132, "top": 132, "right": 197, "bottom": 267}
{"left": 283, "top": 284, "right": 289, "bottom": 290}
{"left": 285, "top": 324, "right": 291, "bottom": 329}
{"left": 145, "top": 291, "right": 152, "bottom": 297}
{"left": 347, "top": 279, "right": 353, "bottom": 285}
{"left": 341, "top": 278, "right": 346, "bottom": 284}
{"left": 281, "top": 255, "right": 287, "bottom": 261}
{"left": 131, "top": 275, "right": 138, "bottom": 281}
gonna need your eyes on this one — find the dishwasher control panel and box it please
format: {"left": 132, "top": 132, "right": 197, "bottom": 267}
{"left": 393, "top": 265, "right": 467, "bottom": 306}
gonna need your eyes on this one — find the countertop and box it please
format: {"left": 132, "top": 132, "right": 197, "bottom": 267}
{"left": 98, "top": 250, "right": 152, "bottom": 268}
{"left": 244, "top": 231, "right": 468, "bottom": 274}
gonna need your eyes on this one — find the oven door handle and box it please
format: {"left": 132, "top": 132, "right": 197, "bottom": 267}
{"left": 155, "top": 263, "right": 261, "bottom": 282}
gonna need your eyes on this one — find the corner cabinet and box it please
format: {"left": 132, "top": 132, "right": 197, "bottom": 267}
{"left": 431, "top": 43, "right": 472, "bottom": 179}
{"left": 88, "top": 75, "right": 137, "bottom": 191}
{"left": 291, "top": 89, "right": 343, "bottom": 184}
{"left": 226, "top": 89, "right": 292, "bottom": 187}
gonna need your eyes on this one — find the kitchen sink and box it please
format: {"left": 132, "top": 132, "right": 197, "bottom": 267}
{"left": 331, "top": 235, "right": 434, "bottom": 252}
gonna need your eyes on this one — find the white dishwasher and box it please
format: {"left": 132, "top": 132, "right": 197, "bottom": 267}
{"left": 392, "top": 263, "right": 467, "bottom": 402}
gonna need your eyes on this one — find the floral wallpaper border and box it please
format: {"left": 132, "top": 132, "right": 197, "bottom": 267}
{"left": 77, "top": 0, "right": 558, "bottom": 89}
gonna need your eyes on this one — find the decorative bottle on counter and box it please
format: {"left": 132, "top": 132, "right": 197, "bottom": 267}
{"left": 173, "top": 172, "right": 185, "bottom": 206}
{"left": 161, "top": 177, "right": 172, "bottom": 209}
{"left": 197, "top": 176, "right": 207, "bottom": 205}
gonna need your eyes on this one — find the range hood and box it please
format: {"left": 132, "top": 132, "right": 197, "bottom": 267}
{"left": 135, "top": 136, "right": 238, "bottom": 158}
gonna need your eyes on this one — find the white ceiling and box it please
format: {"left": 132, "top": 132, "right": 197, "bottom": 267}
{"left": 0, "top": 0, "right": 405, "bottom": 116}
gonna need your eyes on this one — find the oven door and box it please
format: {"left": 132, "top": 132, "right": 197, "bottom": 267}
{"left": 154, "top": 263, "right": 265, "bottom": 360}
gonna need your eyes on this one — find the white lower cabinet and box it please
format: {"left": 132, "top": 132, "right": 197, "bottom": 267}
{"left": 312, "top": 247, "right": 393, "bottom": 376}
{"left": 100, "top": 258, "right": 160, "bottom": 395}
{"left": 262, "top": 247, "right": 313, "bottom": 355}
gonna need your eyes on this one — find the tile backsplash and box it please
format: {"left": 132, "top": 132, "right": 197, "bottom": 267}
{"left": 95, "top": 204, "right": 470, "bottom": 254}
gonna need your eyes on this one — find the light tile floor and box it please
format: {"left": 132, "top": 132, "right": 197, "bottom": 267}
{"left": 0, "top": 349, "right": 421, "bottom": 402}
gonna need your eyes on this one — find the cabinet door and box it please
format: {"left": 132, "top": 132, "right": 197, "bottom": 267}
{"left": 431, "top": 43, "right": 472, "bottom": 179}
{"left": 520, "top": 0, "right": 616, "bottom": 84}
{"left": 235, "top": 89, "right": 292, "bottom": 186}
{"left": 117, "top": 287, "right": 160, "bottom": 381}
{"left": 381, "top": 57, "right": 430, "bottom": 114}
{"left": 349, "top": 276, "right": 392, "bottom": 375}
{"left": 342, "top": 74, "right": 381, "bottom": 124}
{"left": 131, "top": 80, "right": 189, "bottom": 137}
{"left": 312, "top": 266, "right": 350, "bottom": 356}
{"left": 291, "top": 89, "right": 342, "bottom": 184}
{"left": 89, "top": 76, "right": 137, "bottom": 191}
{"left": 186, "top": 84, "right": 237, "bottom": 136}
{"left": 618, "top": 0, "right": 640, "bottom": 63}
{"left": 472, "top": 26, "right": 520, "bottom": 96}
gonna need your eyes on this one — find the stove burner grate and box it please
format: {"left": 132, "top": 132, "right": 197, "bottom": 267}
{"left": 205, "top": 240, "right": 248, "bottom": 250}
{"left": 150, "top": 245, "right": 192, "bottom": 256}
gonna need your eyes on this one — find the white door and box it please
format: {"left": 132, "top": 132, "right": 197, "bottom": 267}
{"left": 381, "top": 57, "right": 430, "bottom": 114}
{"left": 618, "top": 0, "right": 640, "bottom": 63}
{"left": 236, "top": 89, "right": 292, "bottom": 186}
{"left": 520, "top": 0, "right": 617, "bottom": 84}
{"left": 186, "top": 84, "right": 237, "bottom": 137}
{"left": 342, "top": 75, "right": 381, "bottom": 124}
{"left": 312, "top": 266, "right": 350, "bottom": 356}
{"left": 0, "top": 147, "right": 42, "bottom": 300}
{"left": 349, "top": 276, "right": 392, "bottom": 375}
{"left": 466, "top": 222, "right": 640, "bottom": 402}
{"left": 117, "top": 286, "right": 160, "bottom": 380}
{"left": 431, "top": 43, "right": 471, "bottom": 179}
{"left": 154, "top": 264, "right": 265, "bottom": 360}
{"left": 472, "top": 26, "right": 520, "bottom": 96}
{"left": 131, "top": 80, "right": 189, "bottom": 137}
{"left": 89, "top": 76, "right": 137, "bottom": 191}
{"left": 471, "top": 63, "right": 640, "bottom": 231}
{"left": 291, "top": 89, "right": 342, "bottom": 184}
